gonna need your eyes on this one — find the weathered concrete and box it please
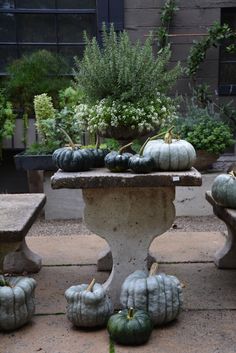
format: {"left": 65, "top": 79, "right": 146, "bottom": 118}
{"left": 0, "top": 194, "right": 46, "bottom": 273}
{"left": 206, "top": 191, "right": 236, "bottom": 268}
{"left": 25, "top": 231, "right": 224, "bottom": 266}
{"left": 51, "top": 168, "right": 202, "bottom": 189}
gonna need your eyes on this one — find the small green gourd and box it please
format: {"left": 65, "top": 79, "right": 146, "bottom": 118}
{"left": 129, "top": 137, "right": 154, "bottom": 174}
{"left": 107, "top": 307, "right": 153, "bottom": 346}
{"left": 105, "top": 142, "right": 133, "bottom": 172}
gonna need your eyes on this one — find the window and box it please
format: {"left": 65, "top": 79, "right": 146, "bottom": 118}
{"left": 219, "top": 8, "right": 236, "bottom": 95}
{"left": 0, "top": 0, "right": 124, "bottom": 74}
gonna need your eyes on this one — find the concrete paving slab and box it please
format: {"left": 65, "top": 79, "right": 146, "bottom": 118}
{"left": 32, "top": 263, "right": 236, "bottom": 315}
{"left": 1, "top": 311, "right": 236, "bottom": 353}
{"left": 26, "top": 231, "right": 224, "bottom": 265}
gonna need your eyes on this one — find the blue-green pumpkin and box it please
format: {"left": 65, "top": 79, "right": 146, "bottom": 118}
{"left": 212, "top": 172, "right": 236, "bottom": 208}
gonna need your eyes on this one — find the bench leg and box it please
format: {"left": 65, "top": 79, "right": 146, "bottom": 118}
{"left": 0, "top": 242, "right": 21, "bottom": 274}
{"left": 4, "top": 239, "right": 42, "bottom": 273}
{"left": 215, "top": 225, "right": 236, "bottom": 269}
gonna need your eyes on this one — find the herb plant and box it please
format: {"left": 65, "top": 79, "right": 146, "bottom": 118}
{"left": 0, "top": 89, "right": 16, "bottom": 158}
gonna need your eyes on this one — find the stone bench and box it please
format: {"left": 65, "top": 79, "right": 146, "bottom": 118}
{"left": 206, "top": 191, "right": 236, "bottom": 269}
{"left": 0, "top": 193, "right": 46, "bottom": 274}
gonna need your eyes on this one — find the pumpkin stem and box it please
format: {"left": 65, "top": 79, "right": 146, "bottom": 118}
{"left": 60, "top": 128, "right": 77, "bottom": 149}
{"left": 229, "top": 170, "right": 236, "bottom": 178}
{"left": 0, "top": 275, "right": 10, "bottom": 287}
{"left": 149, "top": 262, "right": 159, "bottom": 276}
{"left": 127, "top": 307, "right": 134, "bottom": 320}
{"left": 164, "top": 126, "right": 175, "bottom": 144}
{"left": 95, "top": 134, "right": 100, "bottom": 150}
{"left": 86, "top": 278, "right": 96, "bottom": 292}
{"left": 139, "top": 137, "right": 151, "bottom": 156}
{"left": 119, "top": 142, "right": 133, "bottom": 154}
{"left": 149, "top": 131, "right": 166, "bottom": 141}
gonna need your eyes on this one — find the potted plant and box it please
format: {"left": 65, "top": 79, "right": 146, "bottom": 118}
{"left": 0, "top": 89, "right": 16, "bottom": 161}
{"left": 73, "top": 25, "right": 181, "bottom": 141}
{"left": 14, "top": 89, "right": 83, "bottom": 171}
{"left": 175, "top": 102, "right": 235, "bottom": 171}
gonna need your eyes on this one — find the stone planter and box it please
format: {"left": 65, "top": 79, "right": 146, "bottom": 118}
{"left": 194, "top": 150, "right": 219, "bottom": 171}
{"left": 14, "top": 153, "right": 56, "bottom": 171}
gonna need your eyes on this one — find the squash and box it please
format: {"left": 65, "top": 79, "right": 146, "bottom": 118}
{"left": 88, "top": 137, "right": 110, "bottom": 168}
{"left": 129, "top": 138, "right": 154, "bottom": 174}
{"left": 120, "top": 263, "right": 183, "bottom": 326}
{"left": 105, "top": 142, "right": 133, "bottom": 172}
{"left": 65, "top": 278, "right": 113, "bottom": 328}
{"left": 211, "top": 171, "right": 236, "bottom": 208}
{"left": 107, "top": 307, "right": 153, "bottom": 346}
{"left": 143, "top": 127, "right": 196, "bottom": 171}
{"left": 52, "top": 130, "right": 93, "bottom": 172}
{"left": 0, "top": 275, "right": 36, "bottom": 331}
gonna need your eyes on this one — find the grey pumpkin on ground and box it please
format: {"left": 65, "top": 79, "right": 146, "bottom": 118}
{"left": 107, "top": 307, "right": 153, "bottom": 346}
{"left": 143, "top": 127, "right": 196, "bottom": 171}
{"left": 212, "top": 170, "right": 236, "bottom": 209}
{"left": 65, "top": 278, "right": 113, "bottom": 328}
{"left": 120, "top": 263, "right": 183, "bottom": 326}
{"left": 0, "top": 275, "right": 37, "bottom": 331}
{"left": 105, "top": 142, "right": 133, "bottom": 172}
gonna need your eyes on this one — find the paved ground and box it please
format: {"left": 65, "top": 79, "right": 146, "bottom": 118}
{"left": 1, "top": 226, "right": 236, "bottom": 353}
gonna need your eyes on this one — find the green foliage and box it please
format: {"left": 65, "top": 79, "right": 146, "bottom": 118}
{"left": 156, "top": 0, "right": 179, "bottom": 49}
{"left": 58, "top": 86, "right": 85, "bottom": 109}
{"left": 186, "top": 21, "right": 236, "bottom": 78}
{"left": 175, "top": 102, "right": 234, "bottom": 154}
{"left": 74, "top": 24, "right": 181, "bottom": 103}
{"left": 0, "top": 89, "right": 16, "bottom": 158}
{"left": 30, "top": 92, "right": 82, "bottom": 154}
{"left": 5, "top": 50, "right": 70, "bottom": 114}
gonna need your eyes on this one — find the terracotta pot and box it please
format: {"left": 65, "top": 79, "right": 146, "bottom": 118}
{"left": 194, "top": 150, "right": 219, "bottom": 171}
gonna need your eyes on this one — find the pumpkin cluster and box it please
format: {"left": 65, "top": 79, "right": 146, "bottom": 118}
{"left": 64, "top": 263, "right": 183, "bottom": 347}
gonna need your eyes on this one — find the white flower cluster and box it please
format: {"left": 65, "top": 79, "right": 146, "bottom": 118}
{"left": 75, "top": 94, "right": 177, "bottom": 134}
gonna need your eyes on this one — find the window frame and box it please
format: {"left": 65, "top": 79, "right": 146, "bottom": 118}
{"left": 0, "top": 0, "right": 124, "bottom": 75}
{"left": 218, "top": 7, "right": 236, "bottom": 96}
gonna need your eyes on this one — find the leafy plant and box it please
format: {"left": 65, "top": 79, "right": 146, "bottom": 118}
{"left": 186, "top": 21, "right": 236, "bottom": 79}
{"left": 175, "top": 102, "right": 234, "bottom": 154}
{"left": 156, "top": 0, "right": 179, "bottom": 50}
{"left": 26, "top": 92, "right": 82, "bottom": 154}
{"left": 74, "top": 24, "right": 181, "bottom": 103}
{"left": 0, "top": 89, "right": 16, "bottom": 158}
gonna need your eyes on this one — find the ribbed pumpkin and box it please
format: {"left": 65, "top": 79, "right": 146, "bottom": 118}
{"left": 52, "top": 130, "right": 93, "bottom": 172}
{"left": 0, "top": 275, "right": 37, "bottom": 331}
{"left": 65, "top": 278, "right": 113, "bottom": 328}
{"left": 107, "top": 307, "right": 153, "bottom": 346}
{"left": 129, "top": 138, "right": 154, "bottom": 174}
{"left": 143, "top": 127, "right": 196, "bottom": 171}
{"left": 212, "top": 171, "right": 236, "bottom": 208}
{"left": 88, "top": 137, "right": 110, "bottom": 168}
{"left": 120, "top": 263, "right": 183, "bottom": 326}
{"left": 105, "top": 142, "right": 133, "bottom": 172}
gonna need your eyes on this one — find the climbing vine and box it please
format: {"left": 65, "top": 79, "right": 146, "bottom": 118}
{"left": 186, "top": 21, "right": 236, "bottom": 79}
{"left": 156, "top": 0, "right": 179, "bottom": 50}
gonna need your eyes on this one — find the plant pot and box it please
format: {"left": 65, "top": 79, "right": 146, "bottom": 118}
{"left": 14, "top": 153, "right": 56, "bottom": 171}
{"left": 99, "top": 126, "right": 150, "bottom": 141}
{"left": 194, "top": 150, "right": 219, "bottom": 171}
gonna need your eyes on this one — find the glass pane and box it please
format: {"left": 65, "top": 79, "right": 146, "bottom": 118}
{"left": 58, "top": 45, "right": 84, "bottom": 67}
{"left": 15, "top": 0, "right": 55, "bottom": 8}
{"left": 0, "top": 45, "right": 17, "bottom": 72}
{"left": 220, "top": 62, "right": 236, "bottom": 84}
{"left": 57, "top": 0, "right": 96, "bottom": 9}
{"left": 0, "top": 0, "right": 14, "bottom": 9}
{"left": 0, "top": 13, "right": 16, "bottom": 42}
{"left": 17, "top": 14, "right": 56, "bottom": 42}
{"left": 58, "top": 14, "right": 96, "bottom": 43}
{"left": 222, "top": 9, "right": 236, "bottom": 30}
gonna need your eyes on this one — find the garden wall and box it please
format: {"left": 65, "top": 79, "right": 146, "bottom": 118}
{"left": 124, "top": 0, "right": 236, "bottom": 101}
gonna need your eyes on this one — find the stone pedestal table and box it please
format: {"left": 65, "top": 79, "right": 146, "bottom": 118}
{"left": 51, "top": 168, "right": 201, "bottom": 307}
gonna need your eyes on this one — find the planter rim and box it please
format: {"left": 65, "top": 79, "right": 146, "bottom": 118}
{"left": 14, "top": 153, "right": 56, "bottom": 171}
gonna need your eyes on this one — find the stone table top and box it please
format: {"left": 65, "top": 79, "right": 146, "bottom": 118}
{"left": 51, "top": 168, "right": 202, "bottom": 189}
{"left": 206, "top": 191, "right": 236, "bottom": 227}
{"left": 0, "top": 193, "right": 46, "bottom": 241}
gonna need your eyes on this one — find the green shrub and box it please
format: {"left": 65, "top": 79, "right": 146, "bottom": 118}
{"left": 0, "top": 89, "right": 16, "bottom": 158}
{"left": 176, "top": 102, "right": 234, "bottom": 155}
{"left": 73, "top": 24, "right": 181, "bottom": 103}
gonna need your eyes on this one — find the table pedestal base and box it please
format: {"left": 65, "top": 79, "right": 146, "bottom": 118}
{"left": 83, "top": 187, "right": 175, "bottom": 308}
